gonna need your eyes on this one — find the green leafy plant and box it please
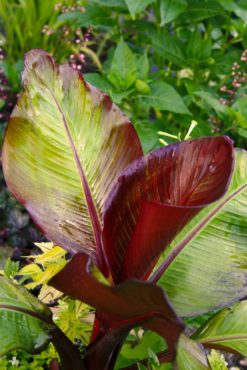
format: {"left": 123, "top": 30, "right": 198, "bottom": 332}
{"left": 0, "top": 50, "right": 246, "bottom": 370}
{"left": 58, "top": 0, "right": 247, "bottom": 148}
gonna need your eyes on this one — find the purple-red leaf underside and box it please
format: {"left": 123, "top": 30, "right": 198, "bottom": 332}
{"left": 102, "top": 136, "right": 234, "bottom": 282}
{"left": 50, "top": 253, "right": 184, "bottom": 364}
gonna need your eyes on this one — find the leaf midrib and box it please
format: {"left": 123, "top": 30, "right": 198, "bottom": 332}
{"left": 0, "top": 304, "right": 53, "bottom": 325}
{"left": 45, "top": 84, "right": 105, "bottom": 268}
{"left": 197, "top": 333, "right": 247, "bottom": 344}
{"left": 150, "top": 182, "right": 247, "bottom": 283}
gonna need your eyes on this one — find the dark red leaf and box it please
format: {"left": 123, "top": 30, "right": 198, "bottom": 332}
{"left": 102, "top": 136, "right": 234, "bottom": 282}
{"left": 50, "top": 253, "right": 184, "bottom": 364}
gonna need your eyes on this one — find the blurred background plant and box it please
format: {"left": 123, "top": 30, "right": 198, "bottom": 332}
{"left": 0, "top": 0, "right": 247, "bottom": 368}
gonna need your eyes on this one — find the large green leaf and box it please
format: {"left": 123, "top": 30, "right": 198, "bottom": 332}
{"left": 175, "top": 334, "right": 210, "bottom": 370}
{"left": 2, "top": 50, "right": 142, "bottom": 272}
{"left": 193, "top": 300, "right": 247, "bottom": 357}
{"left": 138, "top": 81, "right": 190, "bottom": 114}
{"left": 156, "top": 149, "right": 247, "bottom": 316}
{"left": 0, "top": 277, "right": 52, "bottom": 356}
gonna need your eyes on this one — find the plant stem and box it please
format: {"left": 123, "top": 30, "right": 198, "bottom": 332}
{"left": 51, "top": 326, "right": 86, "bottom": 370}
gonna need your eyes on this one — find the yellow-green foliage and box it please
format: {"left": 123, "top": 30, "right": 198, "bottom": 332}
{"left": 19, "top": 242, "right": 67, "bottom": 303}
{"left": 208, "top": 350, "right": 229, "bottom": 370}
{"left": 54, "top": 298, "right": 92, "bottom": 345}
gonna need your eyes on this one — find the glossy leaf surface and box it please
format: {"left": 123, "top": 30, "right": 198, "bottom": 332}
{"left": 193, "top": 300, "right": 247, "bottom": 357}
{"left": 103, "top": 136, "right": 233, "bottom": 282}
{"left": 2, "top": 50, "right": 142, "bottom": 271}
{"left": 50, "top": 253, "right": 184, "bottom": 359}
{"left": 175, "top": 334, "right": 210, "bottom": 370}
{"left": 158, "top": 149, "right": 247, "bottom": 316}
{"left": 0, "top": 277, "right": 52, "bottom": 356}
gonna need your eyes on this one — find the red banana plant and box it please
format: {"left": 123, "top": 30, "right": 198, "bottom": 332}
{"left": 2, "top": 50, "right": 234, "bottom": 369}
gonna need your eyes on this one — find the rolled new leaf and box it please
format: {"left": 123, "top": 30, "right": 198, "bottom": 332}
{"left": 103, "top": 136, "right": 233, "bottom": 282}
{"left": 2, "top": 49, "right": 142, "bottom": 274}
{"left": 157, "top": 149, "right": 247, "bottom": 316}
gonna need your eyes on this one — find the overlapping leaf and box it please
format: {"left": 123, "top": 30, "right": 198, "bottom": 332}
{"left": 175, "top": 334, "right": 210, "bottom": 370}
{"left": 2, "top": 50, "right": 142, "bottom": 272}
{"left": 50, "top": 253, "right": 184, "bottom": 364}
{"left": 157, "top": 149, "right": 247, "bottom": 316}
{"left": 0, "top": 277, "right": 52, "bottom": 356}
{"left": 103, "top": 137, "right": 233, "bottom": 283}
{"left": 193, "top": 300, "right": 247, "bottom": 357}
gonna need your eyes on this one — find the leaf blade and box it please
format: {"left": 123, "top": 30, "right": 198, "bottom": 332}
{"left": 2, "top": 50, "right": 142, "bottom": 270}
{"left": 193, "top": 300, "right": 247, "bottom": 357}
{"left": 157, "top": 149, "right": 247, "bottom": 316}
{"left": 0, "top": 277, "right": 52, "bottom": 356}
{"left": 125, "top": 0, "right": 154, "bottom": 19}
{"left": 139, "top": 81, "right": 190, "bottom": 114}
{"left": 160, "top": 0, "right": 188, "bottom": 25}
{"left": 50, "top": 253, "right": 184, "bottom": 361}
{"left": 175, "top": 334, "right": 210, "bottom": 370}
{"left": 103, "top": 137, "right": 233, "bottom": 283}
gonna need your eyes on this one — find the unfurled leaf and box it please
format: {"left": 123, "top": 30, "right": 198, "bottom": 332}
{"left": 175, "top": 334, "right": 210, "bottom": 369}
{"left": 108, "top": 38, "right": 137, "bottom": 90}
{"left": 193, "top": 300, "right": 247, "bottom": 357}
{"left": 103, "top": 137, "right": 233, "bottom": 283}
{"left": 0, "top": 277, "right": 52, "bottom": 356}
{"left": 139, "top": 81, "right": 190, "bottom": 114}
{"left": 157, "top": 149, "right": 247, "bottom": 316}
{"left": 2, "top": 50, "right": 142, "bottom": 274}
{"left": 160, "top": 0, "right": 187, "bottom": 25}
{"left": 125, "top": 0, "right": 154, "bottom": 19}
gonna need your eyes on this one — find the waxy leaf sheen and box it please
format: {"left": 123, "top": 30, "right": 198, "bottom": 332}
{"left": 157, "top": 149, "right": 247, "bottom": 316}
{"left": 103, "top": 136, "right": 233, "bottom": 282}
{"left": 2, "top": 49, "right": 142, "bottom": 274}
{"left": 2, "top": 49, "right": 236, "bottom": 370}
{"left": 50, "top": 253, "right": 184, "bottom": 363}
